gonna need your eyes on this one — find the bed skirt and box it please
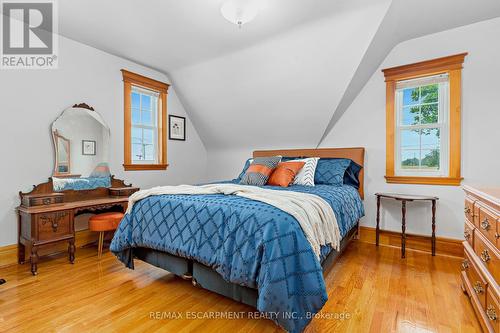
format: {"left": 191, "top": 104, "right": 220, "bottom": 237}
{"left": 131, "top": 223, "right": 358, "bottom": 309}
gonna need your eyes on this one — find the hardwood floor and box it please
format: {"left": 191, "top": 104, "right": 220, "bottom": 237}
{"left": 0, "top": 241, "right": 480, "bottom": 332}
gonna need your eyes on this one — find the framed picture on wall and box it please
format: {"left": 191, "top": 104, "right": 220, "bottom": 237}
{"left": 169, "top": 115, "right": 186, "bottom": 141}
{"left": 82, "top": 140, "right": 96, "bottom": 155}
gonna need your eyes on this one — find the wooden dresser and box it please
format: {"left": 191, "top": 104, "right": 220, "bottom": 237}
{"left": 461, "top": 185, "right": 499, "bottom": 333}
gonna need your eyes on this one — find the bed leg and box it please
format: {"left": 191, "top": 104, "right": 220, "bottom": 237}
{"left": 355, "top": 221, "right": 361, "bottom": 240}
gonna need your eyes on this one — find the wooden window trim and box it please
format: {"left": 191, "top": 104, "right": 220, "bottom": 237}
{"left": 382, "top": 53, "right": 467, "bottom": 186}
{"left": 121, "top": 69, "right": 170, "bottom": 171}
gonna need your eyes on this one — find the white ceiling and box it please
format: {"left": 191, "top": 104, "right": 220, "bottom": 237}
{"left": 59, "top": 0, "right": 386, "bottom": 70}
{"left": 56, "top": 0, "right": 500, "bottom": 151}
{"left": 169, "top": 1, "right": 391, "bottom": 149}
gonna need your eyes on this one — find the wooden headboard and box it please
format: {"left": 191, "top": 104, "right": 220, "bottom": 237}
{"left": 253, "top": 147, "right": 365, "bottom": 199}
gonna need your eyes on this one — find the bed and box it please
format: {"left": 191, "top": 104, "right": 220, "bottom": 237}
{"left": 111, "top": 148, "right": 365, "bottom": 332}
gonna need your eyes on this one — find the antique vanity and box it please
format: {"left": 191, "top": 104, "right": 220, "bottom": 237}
{"left": 17, "top": 103, "right": 138, "bottom": 275}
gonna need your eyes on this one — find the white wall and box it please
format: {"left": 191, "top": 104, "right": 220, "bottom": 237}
{"left": 321, "top": 17, "right": 500, "bottom": 239}
{"left": 0, "top": 36, "right": 207, "bottom": 246}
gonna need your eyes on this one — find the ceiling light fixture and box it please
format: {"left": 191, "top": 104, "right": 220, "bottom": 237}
{"left": 220, "top": 0, "right": 260, "bottom": 28}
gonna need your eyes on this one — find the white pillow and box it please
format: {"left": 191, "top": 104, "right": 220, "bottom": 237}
{"left": 291, "top": 157, "right": 319, "bottom": 186}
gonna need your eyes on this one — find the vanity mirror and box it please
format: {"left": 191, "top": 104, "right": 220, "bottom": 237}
{"left": 51, "top": 103, "right": 111, "bottom": 191}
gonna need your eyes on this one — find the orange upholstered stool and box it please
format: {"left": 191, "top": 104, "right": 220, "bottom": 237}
{"left": 88, "top": 212, "right": 124, "bottom": 258}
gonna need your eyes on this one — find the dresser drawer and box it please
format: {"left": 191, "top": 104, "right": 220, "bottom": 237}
{"left": 36, "top": 211, "right": 72, "bottom": 241}
{"left": 474, "top": 231, "right": 500, "bottom": 283}
{"left": 487, "top": 288, "right": 500, "bottom": 333}
{"left": 465, "top": 219, "right": 475, "bottom": 248}
{"left": 465, "top": 196, "right": 476, "bottom": 225}
{"left": 464, "top": 246, "right": 488, "bottom": 309}
{"left": 478, "top": 204, "right": 499, "bottom": 249}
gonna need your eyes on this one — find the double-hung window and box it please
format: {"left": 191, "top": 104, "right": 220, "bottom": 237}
{"left": 122, "top": 69, "right": 169, "bottom": 171}
{"left": 131, "top": 87, "right": 159, "bottom": 163}
{"left": 395, "top": 75, "right": 448, "bottom": 177}
{"left": 383, "top": 53, "right": 466, "bottom": 185}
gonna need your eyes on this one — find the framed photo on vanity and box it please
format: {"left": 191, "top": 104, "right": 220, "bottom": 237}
{"left": 169, "top": 115, "right": 186, "bottom": 141}
{"left": 82, "top": 140, "right": 96, "bottom": 155}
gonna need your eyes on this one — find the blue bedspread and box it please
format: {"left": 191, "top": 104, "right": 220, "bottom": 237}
{"left": 110, "top": 183, "right": 364, "bottom": 332}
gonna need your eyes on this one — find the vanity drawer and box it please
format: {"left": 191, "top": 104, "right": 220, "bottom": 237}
{"left": 109, "top": 186, "right": 140, "bottom": 197}
{"left": 464, "top": 246, "right": 488, "bottom": 309}
{"left": 487, "top": 288, "right": 500, "bottom": 333}
{"left": 465, "top": 196, "right": 475, "bottom": 225}
{"left": 478, "top": 205, "right": 499, "bottom": 248}
{"left": 22, "top": 193, "right": 64, "bottom": 207}
{"left": 465, "top": 219, "right": 475, "bottom": 247}
{"left": 36, "top": 211, "right": 72, "bottom": 241}
{"left": 474, "top": 231, "right": 500, "bottom": 283}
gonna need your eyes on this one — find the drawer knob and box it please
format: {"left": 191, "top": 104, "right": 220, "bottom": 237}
{"left": 461, "top": 259, "right": 469, "bottom": 270}
{"left": 481, "top": 218, "right": 491, "bottom": 231}
{"left": 464, "top": 230, "right": 471, "bottom": 240}
{"left": 464, "top": 207, "right": 471, "bottom": 215}
{"left": 481, "top": 249, "right": 491, "bottom": 263}
{"left": 495, "top": 232, "right": 500, "bottom": 240}
{"left": 473, "top": 281, "right": 484, "bottom": 294}
{"left": 487, "top": 305, "right": 497, "bottom": 321}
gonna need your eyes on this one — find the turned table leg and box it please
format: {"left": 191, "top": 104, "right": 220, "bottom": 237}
{"left": 30, "top": 246, "right": 39, "bottom": 275}
{"left": 376, "top": 195, "right": 381, "bottom": 246}
{"left": 431, "top": 199, "right": 436, "bottom": 256}
{"left": 401, "top": 200, "right": 407, "bottom": 259}
{"left": 68, "top": 239, "right": 75, "bottom": 264}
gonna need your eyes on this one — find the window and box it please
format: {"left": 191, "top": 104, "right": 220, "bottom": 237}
{"left": 395, "top": 75, "right": 448, "bottom": 176}
{"left": 131, "top": 87, "right": 159, "bottom": 163}
{"left": 122, "top": 69, "right": 169, "bottom": 171}
{"left": 382, "top": 53, "right": 467, "bottom": 185}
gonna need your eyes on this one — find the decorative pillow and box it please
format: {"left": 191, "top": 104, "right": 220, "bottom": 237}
{"left": 291, "top": 157, "right": 319, "bottom": 186}
{"left": 344, "top": 160, "right": 362, "bottom": 189}
{"left": 239, "top": 156, "right": 282, "bottom": 186}
{"left": 267, "top": 161, "right": 305, "bottom": 187}
{"left": 236, "top": 158, "right": 253, "bottom": 181}
{"left": 314, "top": 158, "right": 352, "bottom": 186}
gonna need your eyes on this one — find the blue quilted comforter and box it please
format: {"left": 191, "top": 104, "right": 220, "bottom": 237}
{"left": 111, "top": 182, "right": 364, "bottom": 332}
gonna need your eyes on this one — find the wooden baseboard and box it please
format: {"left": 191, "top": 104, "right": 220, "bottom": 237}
{"left": 359, "top": 226, "right": 463, "bottom": 258}
{"left": 0, "top": 229, "right": 100, "bottom": 268}
{"left": 1, "top": 226, "right": 463, "bottom": 267}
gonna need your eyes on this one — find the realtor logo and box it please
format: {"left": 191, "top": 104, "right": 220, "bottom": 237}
{"left": 1, "top": 0, "right": 58, "bottom": 69}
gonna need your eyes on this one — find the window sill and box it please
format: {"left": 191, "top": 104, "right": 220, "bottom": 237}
{"left": 385, "top": 175, "right": 462, "bottom": 186}
{"left": 123, "top": 164, "right": 169, "bottom": 171}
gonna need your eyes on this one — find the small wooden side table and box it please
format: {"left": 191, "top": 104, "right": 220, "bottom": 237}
{"left": 375, "top": 193, "right": 439, "bottom": 258}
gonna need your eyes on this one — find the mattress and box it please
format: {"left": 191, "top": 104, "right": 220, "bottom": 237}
{"left": 111, "top": 182, "right": 364, "bottom": 332}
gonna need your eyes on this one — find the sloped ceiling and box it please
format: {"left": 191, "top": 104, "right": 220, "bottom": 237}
{"left": 56, "top": 0, "right": 500, "bottom": 151}
{"left": 317, "top": 0, "right": 500, "bottom": 146}
{"left": 58, "top": 0, "right": 385, "bottom": 70}
{"left": 170, "top": 1, "right": 390, "bottom": 149}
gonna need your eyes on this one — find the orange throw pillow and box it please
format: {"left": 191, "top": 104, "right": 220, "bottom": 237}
{"left": 267, "top": 161, "right": 306, "bottom": 187}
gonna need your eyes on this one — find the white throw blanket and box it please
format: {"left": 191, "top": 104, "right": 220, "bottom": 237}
{"left": 126, "top": 183, "right": 340, "bottom": 258}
